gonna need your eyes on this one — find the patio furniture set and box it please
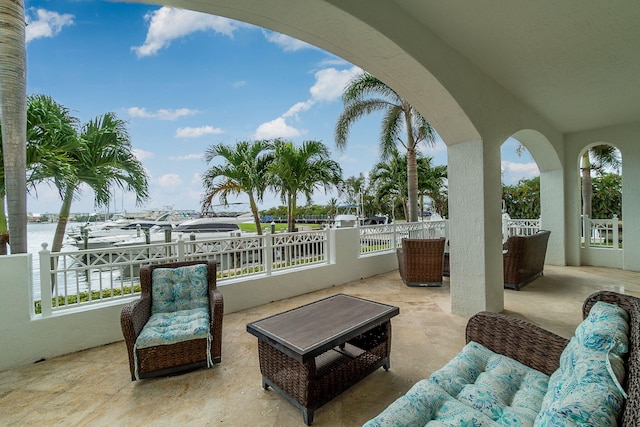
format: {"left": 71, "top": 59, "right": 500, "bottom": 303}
{"left": 398, "top": 230, "right": 551, "bottom": 289}
{"left": 119, "top": 244, "right": 637, "bottom": 425}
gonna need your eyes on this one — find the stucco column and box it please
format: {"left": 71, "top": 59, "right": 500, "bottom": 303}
{"left": 447, "top": 139, "right": 504, "bottom": 316}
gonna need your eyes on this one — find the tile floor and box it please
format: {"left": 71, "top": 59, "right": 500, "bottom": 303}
{"left": 1, "top": 265, "right": 639, "bottom": 426}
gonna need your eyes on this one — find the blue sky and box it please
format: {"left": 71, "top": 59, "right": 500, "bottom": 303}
{"left": 24, "top": 1, "right": 539, "bottom": 215}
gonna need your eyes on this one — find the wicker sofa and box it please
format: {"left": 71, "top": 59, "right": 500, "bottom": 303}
{"left": 364, "top": 291, "right": 640, "bottom": 426}
{"left": 503, "top": 230, "right": 551, "bottom": 290}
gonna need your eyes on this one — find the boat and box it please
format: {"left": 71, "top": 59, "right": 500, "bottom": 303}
{"left": 113, "top": 215, "right": 255, "bottom": 247}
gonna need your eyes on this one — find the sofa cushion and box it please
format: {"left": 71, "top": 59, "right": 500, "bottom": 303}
{"left": 151, "top": 264, "right": 209, "bottom": 314}
{"left": 364, "top": 341, "right": 549, "bottom": 426}
{"left": 574, "top": 301, "right": 629, "bottom": 356}
{"left": 534, "top": 301, "right": 629, "bottom": 426}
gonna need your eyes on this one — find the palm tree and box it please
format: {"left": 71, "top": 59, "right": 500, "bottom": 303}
{"left": 370, "top": 149, "right": 408, "bottom": 219}
{"left": 581, "top": 145, "right": 621, "bottom": 220}
{"left": 268, "top": 140, "right": 343, "bottom": 232}
{"left": 1, "top": 95, "right": 77, "bottom": 255}
{"left": 335, "top": 72, "right": 436, "bottom": 222}
{"left": 341, "top": 175, "right": 365, "bottom": 215}
{"left": 201, "top": 140, "right": 275, "bottom": 235}
{"left": 417, "top": 157, "right": 448, "bottom": 217}
{"left": 50, "top": 112, "right": 149, "bottom": 253}
{"left": 0, "top": 0, "right": 28, "bottom": 253}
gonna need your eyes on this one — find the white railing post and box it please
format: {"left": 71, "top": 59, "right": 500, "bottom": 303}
{"left": 177, "top": 234, "right": 185, "bottom": 260}
{"left": 613, "top": 215, "right": 620, "bottom": 249}
{"left": 39, "top": 243, "right": 53, "bottom": 317}
{"left": 264, "top": 233, "right": 273, "bottom": 275}
{"left": 391, "top": 222, "right": 397, "bottom": 248}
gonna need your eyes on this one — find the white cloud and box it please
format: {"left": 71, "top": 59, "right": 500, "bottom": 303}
{"left": 25, "top": 8, "right": 74, "bottom": 43}
{"left": 232, "top": 80, "right": 247, "bottom": 88}
{"left": 501, "top": 160, "right": 539, "bottom": 184}
{"left": 191, "top": 173, "right": 202, "bottom": 186}
{"left": 169, "top": 153, "right": 204, "bottom": 161}
{"left": 309, "top": 66, "right": 361, "bottom": 102}
{"left": 253, "top": 65, "right": 361, "bottom": 139}
{"left": 157, "top": 173, "right": 183, "bottom": 189}
{"left": 254, "top": 117, "right": 302, "bottom": 139}
{"left": 132, "top": 7, "right": 245, "bottom": 57}
{"left": 132, "top": 149, "right": 154, "bottom": 161}
{"left": 175, "top": 126, "right": 223, "bottom": 138}
{"left": 127, "top": 107, "right": 198, "bottom": 121}
{"left": 263, "top": 30, "right": 314, "bottom": 52}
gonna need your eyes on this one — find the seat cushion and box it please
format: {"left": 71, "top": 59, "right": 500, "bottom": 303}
{"left": 151, "top": 264, "right": 209, "bottom": 314}
{"left": 364, "top": 341, "right": 549, "bottom": 426}
{"left": 135, "top": 308, "right": 210, "bottom": 349}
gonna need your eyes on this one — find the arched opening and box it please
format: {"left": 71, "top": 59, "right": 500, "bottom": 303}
{"left": 578, "top": 143, "right": 623, "bottom": 268}
{"left": 501, "top": 129, "right": 564, "bottom": 266}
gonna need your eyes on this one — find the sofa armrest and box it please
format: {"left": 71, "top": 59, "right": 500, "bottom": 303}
{"left": 466, "top": 311, "right": 569, "bottom": 376}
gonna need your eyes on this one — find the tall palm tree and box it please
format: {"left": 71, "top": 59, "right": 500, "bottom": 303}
{"left": 201, "top": 140, "right": 275, "bottom": 235}
{"left": 335, "top": 72, "right": 436, "bottom": 222}
{"left": 581, "top": 145, "right": 621, "bottom": 219}
{"left": 268, "top": 140, "right": 343, "bottom": 232}
{"left": 50, "top": 112, "right": 149, "bottom": 253}
{"left": 0, "top": 0, "right": 27, "bottom": 253}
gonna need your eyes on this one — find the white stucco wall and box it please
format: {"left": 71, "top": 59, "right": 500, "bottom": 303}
{"left": 0, "top": 228, "right": 398, "bottom": 372}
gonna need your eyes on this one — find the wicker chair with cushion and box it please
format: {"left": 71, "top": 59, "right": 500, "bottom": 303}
{"left": 121, "top": 260, "right": 223, "bottom": 380}
{"left": 397, "top": 237, "right": 446, "bottom": 287}
{"left": 503, "top": 230, "right": 551, "bottom": 290}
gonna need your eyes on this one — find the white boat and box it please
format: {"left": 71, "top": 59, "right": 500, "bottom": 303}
{"left": 113, "top": 216, "right": 255, "bottom": 247}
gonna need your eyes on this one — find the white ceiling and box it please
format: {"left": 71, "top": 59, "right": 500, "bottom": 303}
{"left": 392, "top": 0, "right": 640, "bottom": 133}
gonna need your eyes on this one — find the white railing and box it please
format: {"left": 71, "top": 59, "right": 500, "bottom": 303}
{"left": 38, "top": 229, "right": 329, "bottom": 316}
{"left": 359, "top": 220, "right": 448, "bottom": 255}
{"left": 503, "top": 218, "right": 541, "bottom": 239}
{"left": 583, "top": 215, "right": 622, "bottom": 249}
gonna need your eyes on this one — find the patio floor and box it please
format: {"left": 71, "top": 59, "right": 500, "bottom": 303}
{"left": 1, "top": 265, "right": 640, "bottom": 426}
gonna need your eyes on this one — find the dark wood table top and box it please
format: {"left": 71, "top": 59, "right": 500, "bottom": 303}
{"left": 246, "top": 294, "right": 399, "bottom": 363}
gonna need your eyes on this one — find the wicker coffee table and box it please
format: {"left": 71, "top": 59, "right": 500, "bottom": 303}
{"left": 246, "top": 294, "right": 399, "bottom": 425}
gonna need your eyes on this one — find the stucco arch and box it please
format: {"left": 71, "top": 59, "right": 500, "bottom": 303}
{"left": 140, "top": 0, "right": 482, "bottom": 145}
{"left": 510, "top": 129, "right": 565, "bottom": 265}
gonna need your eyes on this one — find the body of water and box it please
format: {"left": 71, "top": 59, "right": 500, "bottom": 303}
{"left": 27, "top": 222, "right": 85, "bottom": 299}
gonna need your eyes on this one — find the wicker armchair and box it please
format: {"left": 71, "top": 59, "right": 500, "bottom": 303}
{"left": 120, "top": 260, "right": 223, "bottom": 380}
{"left": 503, "top": 230, "right": 551, "bottom": 290}
{"left": 396, "top": 237, "right": 446, "bottom": 287}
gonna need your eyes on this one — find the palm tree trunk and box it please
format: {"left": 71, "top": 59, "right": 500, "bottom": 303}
{"left": 406, "top": 146, "right": 419, "bottom": 222}
{"left": 248, "top": 194, "right": 263, "bottom": 235}
{"left": 52, "top": 187, "right": 74, "bottom": 253}
{"left": 0, "top": 0, "right": 28, "bottom": 253}
{"left": 0, "top": 194, "right": 8, "bottom": 255}
{"left": 581, "top": 152, "right": 593, "bottom": 219}
{"left": 288, "top": 194, "right": 296, "bottom": 232}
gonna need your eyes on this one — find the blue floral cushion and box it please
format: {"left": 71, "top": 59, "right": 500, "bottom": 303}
{"left": 534, "top": 301, "right": 629, "bottom": 426}
{"left": 135, "top": 308, "right": 210, "bottom": 349}
{"left": 151, "top": 264, "right": 209, "bottom": 314}
{"left": 364, "top": 341, "right": 549, "bottom": 427}
{"left": 574, "top": 301, "right": 629, "bottom": 356}
{"left": 133, "top": 307, "right": 212, "bottom": 379}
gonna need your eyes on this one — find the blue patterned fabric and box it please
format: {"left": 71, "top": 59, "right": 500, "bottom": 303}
{"left": 135, "top": 308, "right": 210, "bottom": 349}
{"left": 364, "top": 341, "right": 549, "bottom": 426}
{"left": 151, "top": 264, "right": 209, "bottom": 314}
{"left": 534, "top": 301, "right": 629, "bottom": 426}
